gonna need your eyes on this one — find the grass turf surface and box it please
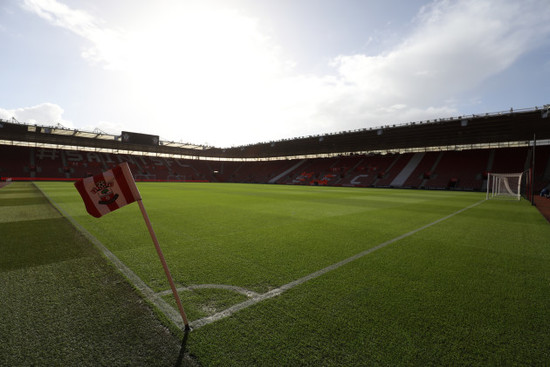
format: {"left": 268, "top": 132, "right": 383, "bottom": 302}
{"left": 26, "top": 182, "right": 550, "bottom": 365}
{"left": 0, "top": 183, "right": 184, "bottom": 366}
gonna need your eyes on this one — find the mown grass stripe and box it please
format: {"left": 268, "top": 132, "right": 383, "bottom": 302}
{"left": 34, "top": 183, "right": 186, "bottom": 329}
{"left": 190, "top": 199, "right": 486, "bottom": 330}
{"left": 36, "top": 180, "right": 485, "bottom": 332}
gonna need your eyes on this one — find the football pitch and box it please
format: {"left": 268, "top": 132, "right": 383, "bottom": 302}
{"left": 3, "top": 181, "right": 550, "bottom": 366}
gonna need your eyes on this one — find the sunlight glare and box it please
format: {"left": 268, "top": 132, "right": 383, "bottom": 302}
{"left": 118, "top": 4, "right": 292, "bottom": 145}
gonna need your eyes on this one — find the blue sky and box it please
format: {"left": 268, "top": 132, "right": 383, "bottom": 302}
{"left": 1, "top": 0, "right": 549, "bottom": 147}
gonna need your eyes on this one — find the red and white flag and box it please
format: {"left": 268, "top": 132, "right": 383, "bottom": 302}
{"left": 73, "top": 161, "right": 189, "bottom": 328}
{"left": 74, "top": 162, "right": 141, "bottom": 218}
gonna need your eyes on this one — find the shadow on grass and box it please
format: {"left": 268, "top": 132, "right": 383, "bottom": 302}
{"left": 1, "top": 182, "right": 185, "bottom": 366}
{"left": 0, "top": 217, "right": 97, "bottom": 271}
{"left": 174, "top": 330, "right": 200, "bottom": 367}
{"left": 0, "top": 196, "right": 49, "bottom": 206}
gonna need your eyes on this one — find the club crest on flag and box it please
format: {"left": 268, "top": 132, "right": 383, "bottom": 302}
{"left": 74, "top": 162, "right": 141, "bottom": 218}
{"left": 91, "top": 179, "right": 119, "bottom": 205}
{"left": 73, "top": 161, "right": 190, "bottom": 328}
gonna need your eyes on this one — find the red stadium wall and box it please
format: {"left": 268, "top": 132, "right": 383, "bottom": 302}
{"left": 1, "top": 145, "right": 549, "bottom": 193}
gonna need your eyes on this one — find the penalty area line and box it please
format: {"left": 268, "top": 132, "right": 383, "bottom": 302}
{"left": 190, "top": 199, "right": 486, "bottom": 330}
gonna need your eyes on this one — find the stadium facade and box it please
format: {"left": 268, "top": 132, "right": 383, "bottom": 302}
{"left": 1, "top": 105, "right": 549, "bottom": 195}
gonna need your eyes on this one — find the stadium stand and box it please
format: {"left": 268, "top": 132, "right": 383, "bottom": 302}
{"left": 1, "top": 106, "right": 550, "bottom": 199}
{"left": 402, "top": 152, "right": 440, "bottom": 189}
{"left": 533, "top": 144, "right": 550, "bottom": 191}
{"left": 0, "top": 145, "right": 30, "bottom": 178}
{"left": 490, "top": 146, "right": 531, "bottom": 173}
{"left": 1, "top": 144, "right": 548, "bottom": 194}
{"left": 376, "top": 153, "right": 414, "bottom": 187}
{"left": 339, "top": 153, "right": 400, "bottom": 187}
{"left": 424, "top": 149, "right": 491, "bottom": 190}
{"left": 277, "top": 157, "right": 343, "bottom": 185}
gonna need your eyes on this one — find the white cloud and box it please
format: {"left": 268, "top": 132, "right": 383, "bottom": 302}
{"left": 295, "top": 0, "right": 550, "bottom": 134}
{"left": 0, "top": 103, "right": 72, "bottom": 127}
{"left": 17, "top": 0, "right": 550, "bottom": 146}
{"left": 21, "top": 0, "right": 127, "bottom": 69}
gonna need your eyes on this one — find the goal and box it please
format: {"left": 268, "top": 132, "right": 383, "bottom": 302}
{"left": 486, "top": 172, "right": 527, "bottom": 200}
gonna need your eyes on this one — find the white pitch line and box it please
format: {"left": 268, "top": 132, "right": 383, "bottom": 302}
{"left": 157, "top": 284, "right": 260, "bottom": 298}
{"left": 189, "top": 199, "right": 486, "bottom": 330}
{"left": 37, "top": 182, "right": 485, "bottom": 332}
{"left": 35, "top": 183, "right": 186, "bottom": 329}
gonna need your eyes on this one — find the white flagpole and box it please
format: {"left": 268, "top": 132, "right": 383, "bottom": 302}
{"left": 137, "top": 199, "right": 190, "bottom": 331}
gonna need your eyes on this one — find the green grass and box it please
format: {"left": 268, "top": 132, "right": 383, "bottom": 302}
{"left": 38, "top": 183, "right": 484, "bottom": 291}
{"left": 0, "top": 183, "right": 182, "bottom": 366}
{"left": 26, "top": 182, "right": 550, "bottom": 365}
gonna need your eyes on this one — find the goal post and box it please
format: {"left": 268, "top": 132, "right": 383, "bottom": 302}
{"left": 486, "top": 171, "right": 528, "bottom": 201}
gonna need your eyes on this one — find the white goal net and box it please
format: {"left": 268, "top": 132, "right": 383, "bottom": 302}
{"left": 486, "top": 172, "right": 525, "bottom": 200}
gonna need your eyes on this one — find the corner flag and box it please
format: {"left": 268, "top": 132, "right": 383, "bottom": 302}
{"left": 74, "top": 162, "right": 141, "bottom": 218}
{"left": 74, "top": 162, "right": 190, "bottom": 330}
